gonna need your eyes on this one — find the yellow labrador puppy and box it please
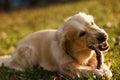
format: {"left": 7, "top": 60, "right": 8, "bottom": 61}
{"left": 0, "top": 12, "right": 112, "bottom": 79}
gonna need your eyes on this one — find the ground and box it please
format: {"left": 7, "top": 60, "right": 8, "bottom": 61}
{"left": 0, "top": 0, "right": 120, "bottom": 80}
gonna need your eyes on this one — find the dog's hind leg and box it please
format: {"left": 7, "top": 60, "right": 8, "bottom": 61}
{"left": 0, "top": 46, "right": 38, "bottom": 71}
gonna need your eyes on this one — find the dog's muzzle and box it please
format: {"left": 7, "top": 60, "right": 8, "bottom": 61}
{"left": 89, "top": 33, "right": 109, "bottom": 51}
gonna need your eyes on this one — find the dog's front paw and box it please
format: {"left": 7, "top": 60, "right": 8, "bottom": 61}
{"left": 68, "top": 68, "right": 80, "bottom": 78}
{"left": 92, "top": 69, "right": 104, "bottom": 79}
{"left": 103, "top": 69, "right": 112, "bottom": 79}
{"left": 101, "top": 64, "right": 113, "bottom": 79}
{"left": 92, "top": 69, "right": 112, "bottom": 79}
{"left": 59, "top": 66, "right": 80, "bottom": 78}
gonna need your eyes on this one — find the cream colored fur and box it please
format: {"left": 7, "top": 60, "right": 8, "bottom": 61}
{"left": 0, "top": 12, "right": 112, "bottom": 79}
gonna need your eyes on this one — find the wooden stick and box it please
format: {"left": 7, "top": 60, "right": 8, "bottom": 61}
{"left": 94, "top": 48, "right": 102, "bottom": 69}
{"left": 89, "top": 45, "right": 102, "bottom": 69}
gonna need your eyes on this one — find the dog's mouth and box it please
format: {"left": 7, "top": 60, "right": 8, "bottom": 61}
{"left": 88, "top": 41, "right": 109, "bottom": 51}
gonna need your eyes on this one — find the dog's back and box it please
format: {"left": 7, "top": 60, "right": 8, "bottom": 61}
{"left": 0, "top": 29, "right": 58, "bottom": 70}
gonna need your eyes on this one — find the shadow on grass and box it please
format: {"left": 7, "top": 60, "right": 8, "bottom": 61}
{"left": 0, "top": 65, "right": 101, "bottom": 80}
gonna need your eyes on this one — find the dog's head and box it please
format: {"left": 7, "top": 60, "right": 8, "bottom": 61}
{"left": 57, "top": 12, "right": 109, "bottom": 54}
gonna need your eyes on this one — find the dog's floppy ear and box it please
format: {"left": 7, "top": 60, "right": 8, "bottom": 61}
{"left": 60, "top": 33, "right": 71, "bottom": 54}
{"left": 57, "top": 27, "right": 78, "bottom": 59}
{"left": 60, "top": 32, "right": 75, "bottom": 59}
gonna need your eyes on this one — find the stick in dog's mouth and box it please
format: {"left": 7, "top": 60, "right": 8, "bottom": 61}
{"left": 88, "top": 41, "right": 109, "bottom": 69}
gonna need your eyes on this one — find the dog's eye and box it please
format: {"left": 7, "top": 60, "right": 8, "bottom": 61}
{"left": 91, "top": 22, "right": 94, "bottom": 25}
{"left": 79, "top": 31, "right": 86, "bottom": 37}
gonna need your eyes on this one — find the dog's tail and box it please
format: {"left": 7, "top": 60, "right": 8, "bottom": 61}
{"left": 0, "top": 55, "right": 11, "bottom": 67}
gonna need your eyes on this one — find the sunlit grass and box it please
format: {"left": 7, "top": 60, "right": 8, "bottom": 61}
{"left": 0, "top": 0, "right": 120, "bottom": 79}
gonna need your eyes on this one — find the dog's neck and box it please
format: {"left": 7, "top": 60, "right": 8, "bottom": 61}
{"left": 65, "top": 49, "right": 93, "bottom": 65}
{"left": 65, "top": 50, "right": 77, "bottom": 61}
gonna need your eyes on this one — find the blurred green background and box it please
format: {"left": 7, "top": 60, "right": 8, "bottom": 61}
{"left": 0, "top": 0, "right": 120, "bottom": 80}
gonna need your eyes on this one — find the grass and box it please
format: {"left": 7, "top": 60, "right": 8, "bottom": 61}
{"left": 0, "top": 0, "right": 120, "bottom": 80}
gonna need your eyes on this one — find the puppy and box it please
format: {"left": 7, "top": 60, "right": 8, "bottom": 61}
{"left": 0, "top": 12, "right": 112, "bottom": 79}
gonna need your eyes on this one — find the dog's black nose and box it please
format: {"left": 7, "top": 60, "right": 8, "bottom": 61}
{"left": 97, "top": 33, "right": 107, "bottom": 43}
